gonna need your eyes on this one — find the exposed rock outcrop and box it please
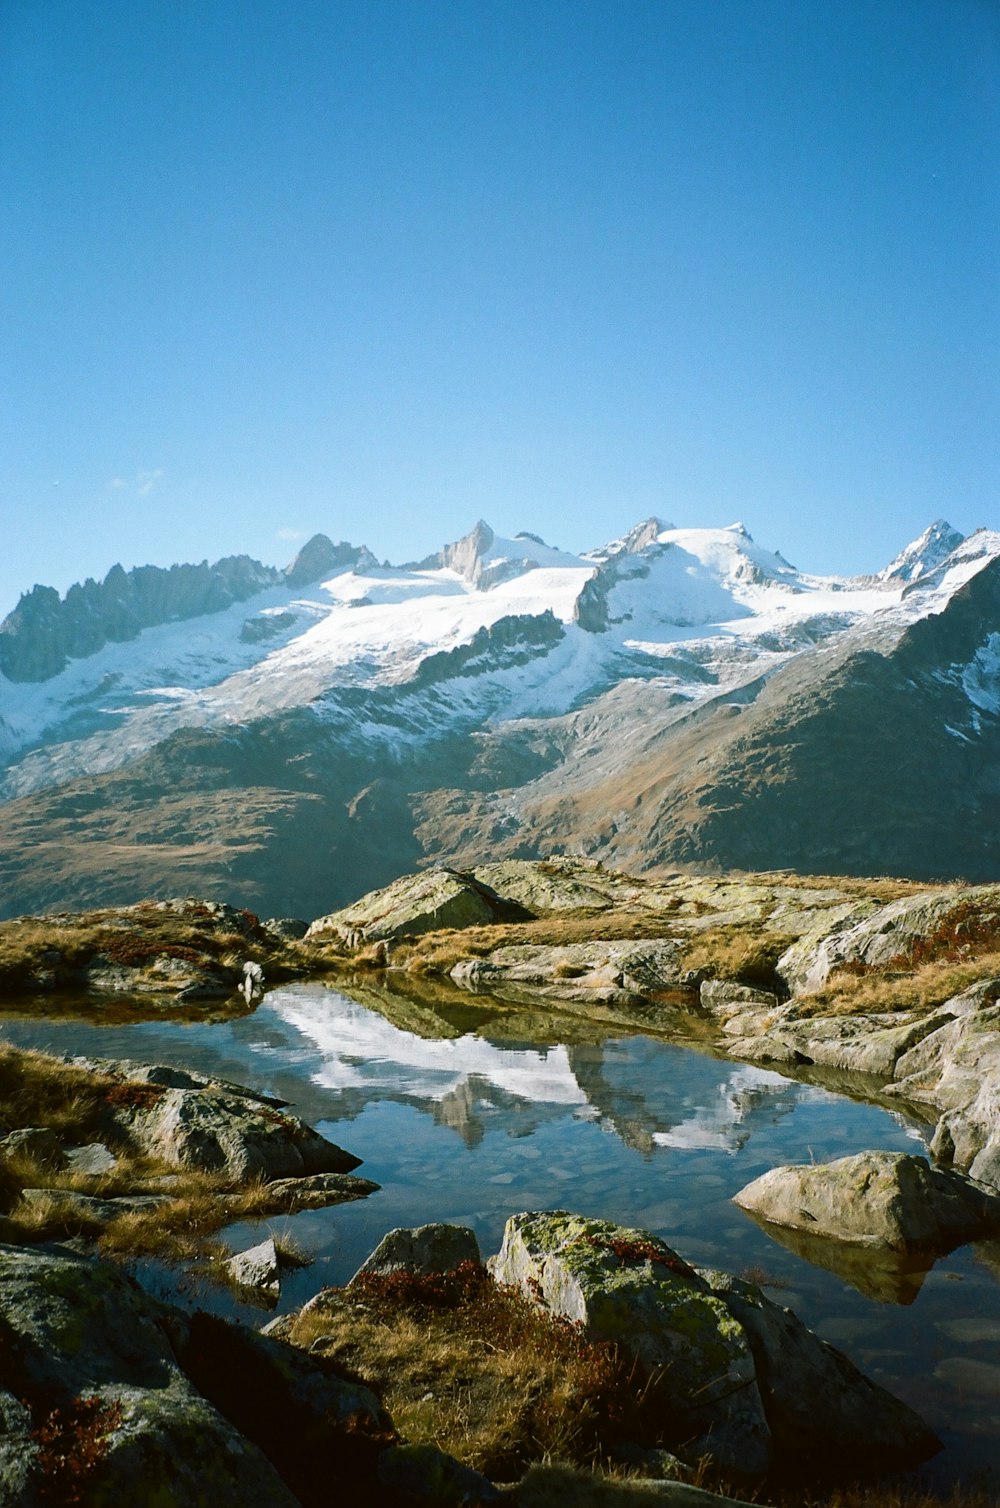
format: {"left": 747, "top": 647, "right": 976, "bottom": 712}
{"left": 349, "top": 1222, "right": 481, "bottom": 1285}
{"left": 0, "top": 1242, "right": 299, "bottom": 1506}
{"left": 307, "top": 866, "right": 530, "bottom": 944}
{"left": 0, "top": 556, "right": 281, "bottom": 683}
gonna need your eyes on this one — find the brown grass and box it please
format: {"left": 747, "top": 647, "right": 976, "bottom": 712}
{"left": 0, "top": 1043, "right": 331, "bottom": 1259}
{"left": 681, "top": 925, "right": 795, "bottom": 989}
{"left": 287, "top": 1264, "right": 672, "bottom": 1482}
{"left": 0, "top": 900, "right": 304, "bottom": 996}
{"left": 791, "top": 954, "right": 1000, "bottom": 1020}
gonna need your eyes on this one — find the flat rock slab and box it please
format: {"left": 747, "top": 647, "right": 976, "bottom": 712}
{"left": 263, "top": 1172, "right": 380, "bottom": 1210}
{"left": 64, "top": 1141, "right": 118, "bottom": 1175}
{"left": 18, "top": 1188, "right": 172, "bottom": 1226}
{"left": 734, "top": 1151, "right": 1000, "bottom": 1253}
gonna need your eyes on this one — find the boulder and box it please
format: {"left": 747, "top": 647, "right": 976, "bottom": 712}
{"left": 0, "top": 1127, "right": 65, "bottom": 1167}
{"left": 349, "top": 1223, "right": 481, "bottom": 1285}
{"left": 0, "top": 1242, "right": 299, "bottom": 1506}
{"left": 307, "top": 866, "right": 523, "bottom": 943}
{"left": 174, "top": 1310, "right": 396, "bottom": 1508}
{"left": 489, "top": 1211, "right": 938, "bottom": 1481}
{"left": 733, "top": 1151, "right": 1000, "bottom": 1254}
{"left": 700, "top": 1270, "right": 939, "bottom": 1474}
{"left": 488, "top": 1211, "right": 770, "bottom": 1477}
{"left": 107, "top": 1083, "right": 362, "bottom": 1182}
{"left": 377, "top": 1442, "right": 501, "bottom": 1503}
{"left": 225, "top": 1237, "right": 281, "bottom": 1301}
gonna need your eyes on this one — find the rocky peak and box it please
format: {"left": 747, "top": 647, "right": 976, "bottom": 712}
{"left": 284, "top": 534, "right": 378, "bottom": 587}
{"left": 440, "top": 520, "right": 496, "bottom": 584}
{"left": 0, "top": 554, "right": 282, "bottom": 684}
{"left": 881, "top": 520, "right": 965, "bottom": 583}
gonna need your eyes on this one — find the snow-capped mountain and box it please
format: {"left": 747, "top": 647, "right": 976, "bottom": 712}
{"left": 0, "top": 516, "right": 998, "bottom": 918}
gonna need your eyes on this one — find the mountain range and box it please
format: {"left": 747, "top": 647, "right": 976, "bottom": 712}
{"left": 1, "top": 515, "right": 997, "bottom": 920}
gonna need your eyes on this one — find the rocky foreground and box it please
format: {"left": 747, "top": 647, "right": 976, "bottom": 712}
{"left": 0, "top": 1209, "right": 942, "bottom": 1508}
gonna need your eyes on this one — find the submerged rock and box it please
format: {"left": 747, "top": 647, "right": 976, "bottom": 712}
{"left": 733, "top": 1151, "right": 1000, "bottom": 1254}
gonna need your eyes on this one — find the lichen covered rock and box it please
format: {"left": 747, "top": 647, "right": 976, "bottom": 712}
{"left": 488, "top": 1211, "right": 770, "bottom": 1477}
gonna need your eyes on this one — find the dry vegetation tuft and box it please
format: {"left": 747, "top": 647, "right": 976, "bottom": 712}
{"left": 288, "top": 1262, "right": 673, "bottom": 1482}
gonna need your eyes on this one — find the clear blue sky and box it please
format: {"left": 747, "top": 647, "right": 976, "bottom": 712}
{"left": 1, "top": 0, "right": 997, "bottom": 616}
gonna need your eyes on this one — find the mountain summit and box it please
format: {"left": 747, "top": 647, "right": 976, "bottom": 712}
{"left": 0, "top": 517, "right": 997, "bottom": 917}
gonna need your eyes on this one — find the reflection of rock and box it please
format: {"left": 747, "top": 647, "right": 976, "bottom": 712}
{"left": 433, "top": 1078, "right": 486, "bottom": 1148}
{"left": 734, "top": 1209, "right": 931, "bottom": 1305}
{"left": 734, "top": 1152, "right": 1000, "bottom": 1254}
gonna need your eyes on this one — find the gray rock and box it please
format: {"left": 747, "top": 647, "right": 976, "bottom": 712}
{"left": 733, "top": 1151, "right": 1000, "bottom": 1253}
{"left": 514, "top": 1461, "right": 759, "bottom": 1506}
{"left": 451, "top": 939, "right": 685, "bottom": 1006}
{"left": 377, "top": 1442, "right": 502, "bottom": 1503}
{"left": 263, "top": 917, "right": 308, "bottom": 940}
{"left": 488, "top": 1211, "right": 770, "bottom": 1478}
{"left": 174, "top": 1309, "right": 395, "bottom": 1504}
{"left": 0, "top": 1391, "right": 35, "bottom": 1503}
{"left": 0, "top": 1127, "right": 65, "bottom": 1167}
{"left": 350, "top": 1223, "right": 481, "bottom": 1285}
{"left": 308, "top": 867, "right": 505, "bottom": 942}
{"left": 777, "top": 887, "right": 1000, "bottom": 994}
{"left": 18, "top": 1189, "right": 172, "bottom": 1226}
{"left": 612, "top": 1445, "right": 693, "bottom": 1481}
{"left": 108, "top": 1083, "right": 362, "bottom": 1181}
{"left": 64, "top": 1141, "right": 118, "bottom": 1176}
{"left": 225, "top": 1237, "right": 281, "bottom": 1299}
{"left": 263, "top": 1171, "right": 381, "bottom": 1210}
{"left": 700, "top": 1270, "right": 939, "bottom": 1474}
{"left": 699, "top": 981, "right": 779, "bottom": 1011}
{"left": 0, "top": 1242, "right": 299, "bottom": 1506}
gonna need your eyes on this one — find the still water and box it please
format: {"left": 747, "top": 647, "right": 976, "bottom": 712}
{"left": 4, "top": 980, "right": 999, "bottom": 1487}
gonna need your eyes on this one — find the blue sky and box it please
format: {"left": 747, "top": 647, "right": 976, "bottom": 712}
{"left": 1, "top": 0, "right": 997, "bottom": 615}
